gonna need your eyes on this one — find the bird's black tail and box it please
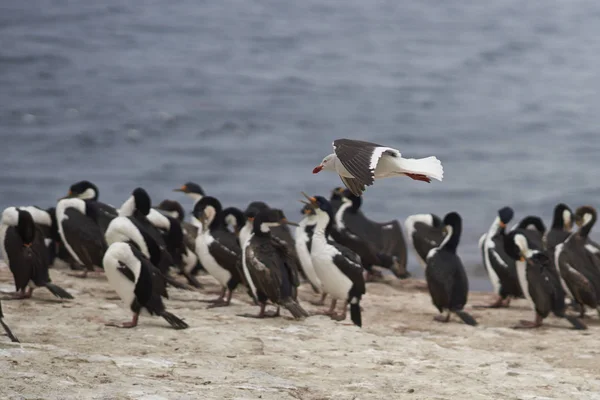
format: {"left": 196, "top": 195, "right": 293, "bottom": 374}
{"left": 161, "top": 311, "right": 189, "bottom": 330}
{"left": 350, "top": 302, "right": 362, "bottom": 327}
{"left": 0, "top": 319, "right": 19, "bottom": 343}
{"left": 282, "top": 299, "right": 309, "bottom": 320}
{"left": 44, "top": 283, "right": 74, "bottom": 299}
{"left": 454, "top": 310, "right": 477, "bottom": 326}
{"left": 564, "top": 315, "right": 587, "bottom": 330}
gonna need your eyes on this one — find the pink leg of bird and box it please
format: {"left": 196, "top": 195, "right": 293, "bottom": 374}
{"left": 106, "top": 313, "right": 139, "bottom": 329}
{"left": 405, "top": 173, "right": 431, "bottom": 183}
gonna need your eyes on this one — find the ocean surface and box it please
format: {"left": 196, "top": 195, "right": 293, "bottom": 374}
{"left": 2, "top": 1, "right": 600, "bottom": 291}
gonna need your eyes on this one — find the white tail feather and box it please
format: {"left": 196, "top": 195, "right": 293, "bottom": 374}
{"left": 397, "top": 156, "right": 444, "bottom": 181}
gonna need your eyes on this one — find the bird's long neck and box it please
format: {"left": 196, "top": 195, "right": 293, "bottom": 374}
{"left": 441, "top": 225, "right": 460, "bottom": 253}
{"left": 579, "top": 213, "right": 596, "bottom": 238}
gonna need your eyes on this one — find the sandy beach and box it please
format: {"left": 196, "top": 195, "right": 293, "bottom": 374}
{"left": 1, "top": 263, "right": 600, "bottom": 400}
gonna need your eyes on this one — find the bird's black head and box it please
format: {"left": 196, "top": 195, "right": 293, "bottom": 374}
{"left": 300, "top": 203, "right": 315, "bottom": 216}
{"left": 174, "top": 182, "right": 205, "bottom": 196}
{"left": 575, "top": 205, "right": 596, "bottom": 226}
{"left": 253, "top": 208, "right": 297, "bottom": 236}
{"left": 243, "top": 201, "right": 269, "bottom": 220}
{"left": 222, "top": 207, "right": 245, "bottom": 234}
{"left": 497, "top": 206, "right": 514, "bottom": 227}
{"left": 341, "top": 189, "right": 362, "bottom": 212}
{"left": 441, "top": 212, "right": 462, "bottom": 252}
{"left": 156, "top": 199, "right": 185, "bottom": 222}
{"left": 66, "top": 180, "right": 99, "bottom": 200}
{"left": 552, "top": 203, "right": 572, "bottom": 230}
{"left": 16, "top": 209, "right": 36, "bottom": 246}
{"left": 132, "top": 187, "right": 151, "bottom": 216}
{"left": 517, "top": 216, "right": 546, "bottom": 234}
{"left": 330, "top": 187, "right": 345, "bottom": 202}
{"left": 503, "top": 231, "right": 523, "bottom": 261}
{"left": 193, "top": 196, "right": 223, "bottom": 229}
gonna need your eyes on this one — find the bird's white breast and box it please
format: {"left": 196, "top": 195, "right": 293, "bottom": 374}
{"left": 310, "top": 235, "right": 352, "bottom": 300}
{"left": 242, "top": 234, "right": 258, "bottom": 298}
{"left": 294, "top": 224, "right": 322, "bottom": 292}
{"left": 195, "top": 231, "right": 232, "bottom": 287}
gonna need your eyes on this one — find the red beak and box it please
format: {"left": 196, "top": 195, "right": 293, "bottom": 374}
{"left": 312, "top": 165, "right": 323, "bottom": 174}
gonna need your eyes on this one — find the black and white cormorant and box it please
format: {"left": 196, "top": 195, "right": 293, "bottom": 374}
{"left": 477, "top": 207, "right": 523, "bottom": 308}
{"left": 333, "top": 190, "right": 409, "bottom": 279}
{"left": 105, "top": 188, "right": 190, "bottom": 290}
{"left": 63, "top": 180, "right": 118, "bottom": 232}
{"left": 305, "top": 194, "right": 365, "bottom": 327}
{"left": 425, "top": 212, "right": 477, "bottom": 326}
{"left": 295, "top": 203, "right": 325, "bottom": 301}
{"left": 241, "top": 208, "right": 308, "bottom": 319}
{"left": 56, "top": 197, "right": 109, "bottom": 278}
{"left": 574, "top": 206, "right": 600, "bottom": 259}
{"left": 405, "top": 213, "right": 444, "bottom": 269}
{"left": 313, "top": 139, "right": 444, "bottom": 196}
{"left": 103, "top": 242, "right": 188, "bottom": 329}
{"left": 554, "top": 206, "right": 600, "bottom": 318}
{"left": 331, "top": 189, "right": 408, "bottom": 279}
{"left": 329, "top": 187, "right": 345, "bottom": 215}
{"left": 504, "top": 229, "right": 586, "bottom": 330}
{"left": 193, "top": 196, "right": 246, "bottom": 307}
{"left": 0, "top": 208, "right": 73, "bottom": 300}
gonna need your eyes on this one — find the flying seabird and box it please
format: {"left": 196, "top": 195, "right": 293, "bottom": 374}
{"left": 103, "top": 242, "right": 188, "bottom": 329}
{"left": 504, "top": 229, "right": 586, "bottom": 330}
{"left": 240, "top": 208, "right": 308, "bottom": 319}
{"left": 304, "top": 194, "right": 365, "bottom": 327}
{"left": 405, "top": 213, "right": 444, "bottom": 269}
{"left": 193, "top": 196, "right": 247, "bottom": 307}
{"left": 425, "top": 212, "right": 477, "bottom": 326}
{"left": 313, "top": 139, "right": 444, "bottom": 196}
{"left": 0, "top": 208, "right": 73, "bottom": 300}
{"left": 477, "top": 207, "right": 523, "bottom": 308}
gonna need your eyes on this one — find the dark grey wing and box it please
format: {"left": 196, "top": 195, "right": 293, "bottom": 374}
{"left": 425, "top": 251, "right": 454, "bottom": 312}
{"left": 449, "top": 254, "right": 469, "bottom": 310}
{"left": 525, "top": 254, "right": 555, "bottom": 318}
{"left": 245, "top": 239, "right": 284, "bottom": 302}
{"left": 545, "top": 229, "right": 570, "bottom": 250}
{"left": 333, "top": 139, "right": 382, "bottom": 189}
{"left": 182, "top": 221, "right": 198, "bottom": 251}
{"left": 116, "top": 261, "right": 136, "bottom": 283}
{"left": 412, "top": 222, "right": 444, "bottom": 262}
{"left": 489, "top": 235, "right": 522, "bottom": 297}
{"left": 330, "top": 244, "right": 366, "bottom": 296}
{"left": 210, "top": 229, "right": 244, "bottom": 283}
{"left": 92, "top": 202, "right": 118, "bottom": 233}
{"left": 340, "top": 176, "right": 366, "bottom": 197}
{"left": 61, "top": 208, "right": 107, "bottom": 267}
{"left": 270, "top": 235, "right": 301, "bottom": 289}
{"left": 4, "top": 227, "right": 38, "bottom": 291}
{"left": 557, "top": 254, "right": 596, "bottom": 308}
{"left": 128, "top": 245, "right": 166, "bottom": 315}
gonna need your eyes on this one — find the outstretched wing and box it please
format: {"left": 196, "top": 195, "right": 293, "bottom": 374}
{"left": 333, "top": 139, "right": 396, "bottom": 191}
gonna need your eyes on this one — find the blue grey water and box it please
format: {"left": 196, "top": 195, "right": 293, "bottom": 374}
{"left": 2, "top": 1, "right": 600, "bottom": 291}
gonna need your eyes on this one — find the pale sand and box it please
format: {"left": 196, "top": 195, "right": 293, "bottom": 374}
{"left": 1, "top": 262, "right": 600, "bottom": 400}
